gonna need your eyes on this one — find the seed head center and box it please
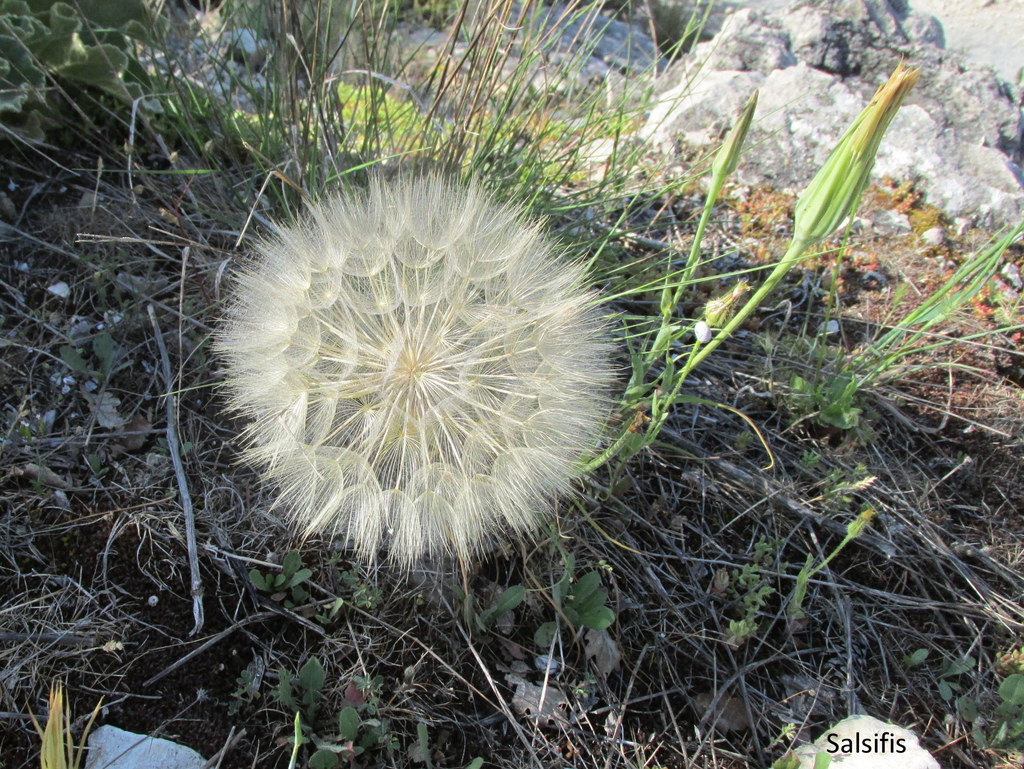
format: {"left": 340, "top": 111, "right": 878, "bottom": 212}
{"left": 392, "top": 339, "right": 457, "bottom": 417}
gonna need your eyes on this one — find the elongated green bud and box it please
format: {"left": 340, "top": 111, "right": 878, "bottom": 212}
{"left": 793, "top": 63, "right": 919, "bottom": 246}
{"left": 712, "top": 90, "right": 759, "bottom": 179}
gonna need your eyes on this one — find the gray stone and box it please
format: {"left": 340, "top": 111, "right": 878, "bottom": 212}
{"left": 680, "top": 8, "right": 795, "bottom": 74}
{"left": 538, "top": 3, "right": 658, "bottom": 73}
{"left": 230, "top": 29, "right": 264, "bottom": 67}
{"left": 775, "top": 0, "right": 944, "bottom": 77}
{"left": 400, "top": 5, "right": 656, "bottom": 98}
{"left": 1002, "top": 261, "right": 1023, "bottom": 290}
{"left": 869, "top": 208, "right": 913, "bottom": 236}
{"left": 641, "top": 0, "right": 1024, "bottom": 227}
{"left": 85, "top": 725, "right": 207, "bottom": 769}
{"left": 953, "top": 216, "right": 973, "bottom": 236}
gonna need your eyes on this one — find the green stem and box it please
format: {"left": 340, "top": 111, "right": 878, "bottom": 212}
{"left": 683, "top": 236, "right": 812, "bottom": 375}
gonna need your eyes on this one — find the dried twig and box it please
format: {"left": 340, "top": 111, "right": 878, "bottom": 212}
{"left": 0, "top": 631, "right": 97, "bottom": 646}
{"left": 201, "top": 727, "right": 247, "bottom": 769}
{"left": 147, "top": 303, "right": 204, "bottom": 635}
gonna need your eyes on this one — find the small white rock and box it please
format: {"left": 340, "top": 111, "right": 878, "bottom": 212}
{"left": 920, "top": 226, "right": 947, "bottom": 247}
{"left": 534, "top": 655, "right": 560, "bottom": 675}
{"left": 794, "top": 714, "right": 940, "bottom": 769}
{"left": 818, "top": 319, "right": 840, "bottom": 335}
{"left": 86, "top": 725, "right": 207, "bottom": 769}
{"left": 870, "top": 209, "right": 912, "bottom": 235}
{"left": 1001, "top": 262, "right": 1022, "bottom": 290}
{"left": 47, "top": 281, "right": 70, "bottom": 298}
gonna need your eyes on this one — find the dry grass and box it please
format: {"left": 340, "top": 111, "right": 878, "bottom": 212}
{"left": 2, "top": 1, "right": 1024, "bottom": 768}
{"left": 2, "top": 151, "right": 1023, "bottom": 768}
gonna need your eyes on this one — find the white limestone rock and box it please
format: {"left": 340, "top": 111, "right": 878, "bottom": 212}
{"left": 85, "top": 725, "right": 207, "bottom": 769}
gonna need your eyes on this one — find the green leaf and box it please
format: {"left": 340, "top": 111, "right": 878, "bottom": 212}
{"left": 999, "top": 674, "right": 1024, "bottom": 706}
{"left": 938, "top": 680, "right": 953, "bottom": 701}
{"left": 578, "top": 605, "right": 615, "bottom": 631}
{"left": 282, "top": 550, "right": 302, "bottom": 577}
{"left": 477, "top": 584, "right": 525, "bottom": 629}
{"left": 286, "top": 568, "right": 313, "bottom": 589}
{"left": 942, "top": 657, "right": 974, "bottom": 678}
{"left": 248, "top": 569, "right": 269, "bottom": 590}
{"left": 59, "top": 344, "right": 91, "bottom": 374}
{"left": 571, "top": 572, "right": 603, "bottom": 607}
{"left": 464, "top": 760, "right": 484, "bottom": 769}
{"left": 308, "top": 749, "right": 340, "bottom": 769}
{"left": 903, "top": 648, "right": 930, "bottom": 668}
{"left": 957, "top": 695, "right": 979, "bottom": 722}
{"left": 337, "top": 705, "right": 360, "bottom": 742}
{"left": 492, "top": 584, "right": 525, "bottom": 615}
{"left": 818, "top": 401, "right": 861, "bottom": 431}
{"left": 275, "top": 669, "right": 296, "bottom": 709}
{"left": 298, "top": 656, "right": 326, "bottom": 701}
{"left": 92, "top": 332, "right": 116, "bottom": 377}
{"left": 534, "top": 621, "right": 556, "bottom": 650}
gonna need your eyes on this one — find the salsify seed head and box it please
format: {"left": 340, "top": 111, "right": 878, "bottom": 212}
{"left": 217, "top": 176, "right": 615, "bottom": 566}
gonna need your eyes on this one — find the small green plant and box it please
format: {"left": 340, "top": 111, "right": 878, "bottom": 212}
{"left": 0, "top": 0, "right": 155, "bottom": 141}
{"left": 228, "top": 657, "right": 265, "bottom": 715}
{"left": 335, "top": 568, "right": 382, "bottom": 612}
{"left": 787, "top": 508, "right": 875, "bottom": 620}
{"left": 249, "top": 550, "right": 312, "bottom": 607}
{"left": 534, "top": 555, "right": 615, "bottom": 649}
{"left": 783, "top": 216, "right": 1024, "bottom": 438}
{"left": 275, "top": 657, "right": 394, "bottom": 768}
{"left": 817, "top": 466, "right": 876, "bottom": 510}
{"left": 469, "top": 583, "right": 526, "bottom": 633}
{"left": 906, "top": 649, "right": 1024, "bottom": 754}
{"left": 722, "top": 536, "right": 780, "bottom": 646}
{"left": 976, "top": 674, "right": 1024, "bottom": 753}
{"left": 59, "top": 331, "right": 122, "bottom": 382}
{"left": 938, "top": 655, "right": 975, "bottom": 704}
{"left": 789, "top": 371, "right": 869, "bottom": 433}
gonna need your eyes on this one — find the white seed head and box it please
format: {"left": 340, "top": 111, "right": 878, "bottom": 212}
{"left": 217, "top": 176, "right": 614, "bottom": 566}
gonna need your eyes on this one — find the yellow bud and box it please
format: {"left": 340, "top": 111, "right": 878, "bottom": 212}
{"left": 704, "top": 280, "right": 751, "bottom": 327}
{"left": 847, "top": 507, "right": 877, "bottom": 539}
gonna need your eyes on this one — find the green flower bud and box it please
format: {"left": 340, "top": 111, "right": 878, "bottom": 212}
{"left": 793, "top": 63, "right": 919, "bottom": 246}
{"left": 712, "top": 90, "right": 759, "bottom": 179}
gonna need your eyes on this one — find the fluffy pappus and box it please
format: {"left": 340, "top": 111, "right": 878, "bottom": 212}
{"left": 216, "top": 175, "right": 615, "bottom": 566}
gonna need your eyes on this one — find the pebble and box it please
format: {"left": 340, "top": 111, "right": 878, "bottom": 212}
{"left": 818, "top": 319, "right": 840, "bottom": 335}
{"left": 920, "top": 226, "right": 947, "bottom": 246}
{"left": 953, "top": 216, "right": 973, "bottom": 236}
{"left": 871, "top": 209, "right": 912, "bottom": 235}
{"left": 1002, "top": 262, "right": 1022, "bottom": 290}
